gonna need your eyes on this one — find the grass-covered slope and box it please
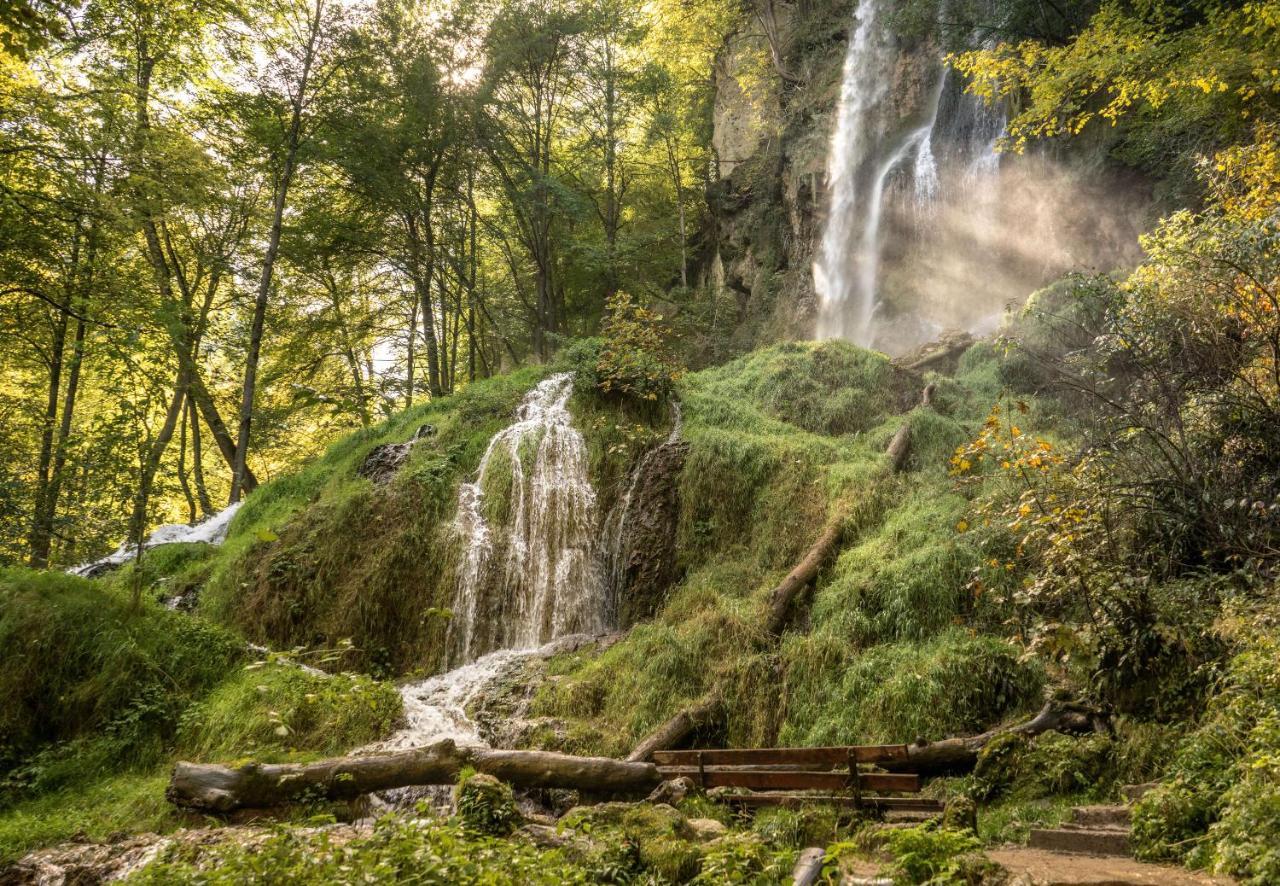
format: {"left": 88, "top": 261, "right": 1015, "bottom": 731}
{"left": 0, "top": 569, "right": 402, "bottom": 863}
{"left": 528, "top": 341, "right": 1046, "bottom": 755}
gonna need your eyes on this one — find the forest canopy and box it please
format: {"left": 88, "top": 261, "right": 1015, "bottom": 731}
{"left": 0, "top": 0, "right": 738, "bottom": 567}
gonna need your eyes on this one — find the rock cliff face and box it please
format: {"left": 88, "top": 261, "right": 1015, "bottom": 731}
{"left": 700, "top": 0, "right": 1151, "bottom": 356}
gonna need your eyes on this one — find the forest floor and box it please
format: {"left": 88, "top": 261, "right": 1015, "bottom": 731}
{"left": 986, "top": 848, "right": 1235, "bottom": 886}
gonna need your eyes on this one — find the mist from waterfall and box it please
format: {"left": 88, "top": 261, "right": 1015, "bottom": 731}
{"left": 448, "top": 372, "right": 603, "bottom": 666}
{"left": 813, "top": 0, "right": 1009, "bottom": 351}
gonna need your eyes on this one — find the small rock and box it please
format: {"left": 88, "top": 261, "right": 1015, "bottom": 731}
{"left": 647, "top": 777, "right": 696, "bottom": 806}
{"left": 687, "top": 818, "right": 728, "bottom": 841}
{"left": 942, "top": 796, "right": 978, "bottom": 834}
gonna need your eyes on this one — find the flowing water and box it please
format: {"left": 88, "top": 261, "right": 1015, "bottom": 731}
{"left": 68, "top": 501, "right": 244, "bottom": 578}
{"left": 448, "top": 372, "right": 604, "bottom": 666}
{"left": 813, "top": 0, "right": 1006, "bottom": 350}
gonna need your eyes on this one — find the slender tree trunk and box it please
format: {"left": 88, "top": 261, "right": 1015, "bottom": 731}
{"left": 189, "top": 398, "right": 214, "bottom": 516}
{"left": 28, "top": 226, "right": 77, "bottom": 566}
{"left": 405, "top": 299, "right": 417, "bottom": 408}
{"left": 177, "top": 399, "right": 197, "bottom": 523}
{"left": 127, "top": 370, "right": 188, "bottom": 608}
{"left": 230, "top": 0, "right": 323, "bottom": 502}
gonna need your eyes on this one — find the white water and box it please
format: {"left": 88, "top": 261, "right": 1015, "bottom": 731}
{"left": 813, "top": 0, "right": 1006, "bottom": 350}
{"left": 813, "top": 0, "right": 896, "bottom": 345}
{"left": 368, "top": 647, "right": 534, "bottom": 752}
{"left": 68, "top": 501, "right": 243, "bottom": 577}
{"left": 448, "top": 373, "right": 603, "bottom": 665}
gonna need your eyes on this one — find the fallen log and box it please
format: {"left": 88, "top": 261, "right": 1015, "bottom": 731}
{"left": 627, "top": 691, "right": 722, "bottom": 763}
{"left": 886, "top": 423, "right": 912, "bottom": 473}
{"left": 167, "top": 739, "right": 662, "bottom": 813}
{"left": 886, "top": 701, "right": 1109, "bottom": 776}
{"left": 765, "top": 519, "right": 845, "bottom": 636}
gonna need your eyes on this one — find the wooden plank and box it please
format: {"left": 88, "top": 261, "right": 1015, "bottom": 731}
{"left": 652, "top": 745, "right": 909, "bottom": 768}
{"left": 724, "top": 794, "right": 944, "bottom": 811}
{"left": 653, "top": 769, "right": 920, "bottom": 793}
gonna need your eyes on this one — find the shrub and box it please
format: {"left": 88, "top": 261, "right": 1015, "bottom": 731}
{"left": 1132, "top": 624, "right": 1280, "bottom": 883}
{"left": 454, "top": 770, "right": 520, "bottom": 836}
{"left": 0, "top": 568, "right": 242, "bottom": 783}
{"left": 880, "top": 825, "right": 992, "bottom": 886}
{"left": 596, "top": 292, "right": 684, "bottom": 403}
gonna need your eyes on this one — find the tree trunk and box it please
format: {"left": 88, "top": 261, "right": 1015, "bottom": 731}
{"left": 188, "top": 398, "right": 214, "bottom": 516}
{"left": 167, "top": 740, "right": 662, "bottom": 813}
{"left": 887, "top": 423, "right": 912, "bottom": 473}
{"left": 884, "top": 701, "right": 1110, "bottom": 776}
{"left": 627, "top": 693, "right": 723, "bottom": 763}
{"left": 765, "top": 519, "right": 845, "bottom": 635}
{"left": 231, "top": 4, "right": 319, "bottom": 501}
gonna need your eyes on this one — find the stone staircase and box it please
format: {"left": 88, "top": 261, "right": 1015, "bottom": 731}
{"left": 1029, "top": 804, "right": 1132, "bottom": 856}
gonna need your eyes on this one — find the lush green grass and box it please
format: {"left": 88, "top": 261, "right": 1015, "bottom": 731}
{"left": 175, "top": 662, "right": 402, "bottom": 763}
{"left": 0, "top": 773, "right": 181, "bottom": 865}
{"left": 780, "top": 630, "right": 1044, "bottom": 747}
{"left": 0, "top": 568, "right": 244, "bottom": 778}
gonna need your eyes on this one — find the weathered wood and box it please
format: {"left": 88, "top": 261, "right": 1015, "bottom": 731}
{"left": 167, "top": 739, "right": 662, "bottom": 813}
{"left": 766, "top": 518, "right": 845, "bottom": 635}
{"left": 652, "top": 745, "right": 909, "bottom": 768}
{"left": 723, "top": 793, "right": 944, "bottom": 811}
{"left": 887, "top": 422, "right": 912, "bottom": 473}
{"left": 653, "top": 769, "right": 920, "bottom": 792}
{"left": 885, "top": 701, "right": 1109, "bottom": 776}
{"left": 626, "top": 691, "right": 722, "bottom": 763}
{"left": 792, "top": 847, "right": 826, "bottom": 886}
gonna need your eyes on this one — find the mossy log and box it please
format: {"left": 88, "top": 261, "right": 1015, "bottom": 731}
{"left": 886, "top": 701, "right": 1109, "bottom": 776}
{"left": 627, "top": 692, "right": 723, "bottom": 763}
{"left": 167, "top": 739, "right": 662, "bottom": 812}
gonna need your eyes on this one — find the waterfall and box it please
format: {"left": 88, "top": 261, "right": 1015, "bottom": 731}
{"left": 447, "top": 372, "right": 603, "bottom": 666}
{"left": 813, "top": 0, "right": 1007, "bottom": 351}
{"left": 813, "top": 0, "right": 896, "bottom": 345}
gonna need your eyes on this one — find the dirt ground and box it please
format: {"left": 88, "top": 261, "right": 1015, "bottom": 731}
{"left": 988, "top": 848, "right": 1236, "bottom": 886}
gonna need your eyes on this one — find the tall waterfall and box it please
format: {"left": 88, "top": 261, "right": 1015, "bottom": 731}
{"left": 448, "top": 372, "right": 603, "bottom": 665}
{"left": 814, "top": 0, "right": 1006, "bottom": 351}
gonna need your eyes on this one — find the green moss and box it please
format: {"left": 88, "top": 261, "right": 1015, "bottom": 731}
{"left": 974, "top": 731, "right": 1118, "bottom": 804}
{"left": 454, "top": 770, "right": 520, "bottom": 836}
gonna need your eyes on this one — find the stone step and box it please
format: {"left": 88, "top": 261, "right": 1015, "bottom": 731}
{"left": 1070, "top": 805, "right": 1131, "bottom": 828}
{"left": 1028, "top": 826, "right": 1131, "bottom": 857}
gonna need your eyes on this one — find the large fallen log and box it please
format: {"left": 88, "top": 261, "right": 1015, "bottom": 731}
{"left": 167, "top": 739, "right": 662, "bottom": 813}
{"left": 885, "top": 701, "right": 1109, "bottom": 776}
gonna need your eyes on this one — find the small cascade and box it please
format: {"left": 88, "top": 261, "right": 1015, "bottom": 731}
{"left": 371, "top": 648, "right": 532, "bottom": 752}
{"left": 448, "top": 373, "right": 603, "bottom": 666}
{"left": 67, "top": 501, "right": 244, "bottom": 578}
{"left": 603, "top": 402, "right": 683, "bottom": 623}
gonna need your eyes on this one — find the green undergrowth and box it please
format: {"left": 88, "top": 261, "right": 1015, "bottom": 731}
{"left": 0, "top": 568, "right": 404, "bottom": 862}
{"left": 1132, "top": 615, "right": 1280, "bottom": 884}
{"left": 0, "top": 568, "right": 244, "bottom": 789}
{"left": 0, "top": 773, "right": 179, "bottom": 865}
{"left": 175, "top": 662, "right": 401, "bottom": 763}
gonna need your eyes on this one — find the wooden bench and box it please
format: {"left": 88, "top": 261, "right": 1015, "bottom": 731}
{"left": 652, "top": 745, "right": 943, "bottom": 813}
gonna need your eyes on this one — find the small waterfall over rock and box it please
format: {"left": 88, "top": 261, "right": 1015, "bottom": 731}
{"left": 67, "top": 501, "right": 244, "bottom": 579}
{"left": 448, "top": 372, "right": 603, "bottom": 666}
{"left": 814, "top": 0, "right": 1007, "bottom": 351}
